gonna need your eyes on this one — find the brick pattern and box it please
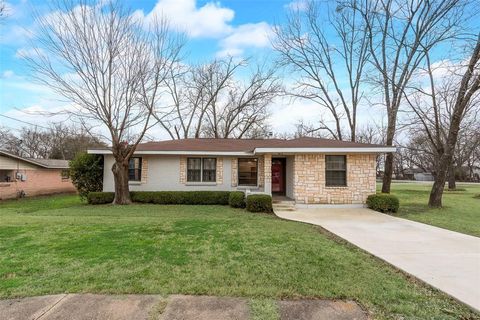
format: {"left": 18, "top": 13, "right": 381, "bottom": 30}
{"left": 216, "top": 158, "right": 223, "bottom": 184}
{"left": 293, "top": 154, "right": 376, "bottom": 204}
{"left": 179, "top": 156, "right": 186, "bottom": 184}
{"left": 258, "top": 156, "right": 265, "bottom": 187}
{"left": 263, "top": 154, "right": 272, "bottom": 191}
{"left": 141, "top": 158, "right": 148, "bottom": 184}
{"left": 0, "top": 169, "right": 76, "bottom": 200}
{"left": 231, "top": 158, "right": 238, "bottom": 187}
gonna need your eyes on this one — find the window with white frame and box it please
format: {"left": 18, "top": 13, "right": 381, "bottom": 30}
{"left": 129, "top": 157, "right": 142, "bottom": 181}
{"left": 325, "top": 155, "right": 347, "bottom": 186}
{"left": 187, "top": 158, "right": 216, "bottom": 182}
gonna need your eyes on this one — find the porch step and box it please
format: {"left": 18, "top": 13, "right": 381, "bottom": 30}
{"left": 272, "top": 200, "right": 296, "bottom": 212}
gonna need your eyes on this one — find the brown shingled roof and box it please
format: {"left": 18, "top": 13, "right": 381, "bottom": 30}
{"left": 131, "top": 137, "right": 388, "bottom": 152}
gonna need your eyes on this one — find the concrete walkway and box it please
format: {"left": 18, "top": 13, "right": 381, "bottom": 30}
{"left": 0, "top": 294, "right": 367, "bottom": 320}
{"left": 275, "top": 207, "right": 480, "bottom": 312}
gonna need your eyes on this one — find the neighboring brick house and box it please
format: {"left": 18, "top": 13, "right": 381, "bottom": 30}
{"left": 89, "top": 137, "right": 395, "bottom": 205}
{"left": 0, "top": 150, "right": 76, "bottom": 200}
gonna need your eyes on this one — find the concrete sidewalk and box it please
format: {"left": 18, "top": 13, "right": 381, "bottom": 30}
{"left": 275, "top": 207, "right": 480, "bottom": 312}
{"left": 0, "top": 294, "right": 367, "bottom": 320}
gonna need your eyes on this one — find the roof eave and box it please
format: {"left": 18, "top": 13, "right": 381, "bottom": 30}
{"left": 88, "top": 147, "right": 397, "bottom": 155}
{"left": 0, "top": 150, "right": 49, "bottom": 168}
{"left": 87, "top": 149, "right": 254, "bottom": 156}
{"left": 254, "top": 147, "right": 397, "bottom": 154}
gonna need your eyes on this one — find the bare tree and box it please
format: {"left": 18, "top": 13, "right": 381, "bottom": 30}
{"left": 157, "top": 58, "right": 240, "bottom": 139}
{"left": 203, "top": 65, "right": 280, "bottom": 138}
{"left": 1, "top": 124, "right": 105, "bottom": 159}
{"left": 158, "top": 58, "right": 280, "bottom": 139}
{"left": 0, "top": 0, "right": 8, "bottom": 22}
{"left": 273, "top": 0, "right": 369, "bottom": 141}
{"left": 0, "top": 126, "right": 48, "bottom": 158}
{"left": 0, "top": 126, "right": 21, "bottom": 154}
{"left": 25, "top": 0, "right": 183, "bottom": 204}
{"left": 47, "top": 123, "right": 106, "bottom": 159}
{"left": 405, "top": 35, "right": 480, "bottom": 207}
{"left": 428, "top": 34, "right": 480, "bottom": 207}
{"left": 351, "top": 0, "right": 467, "bottom": 193}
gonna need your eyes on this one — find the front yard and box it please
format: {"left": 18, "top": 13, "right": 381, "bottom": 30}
{"left": 0, "top": 195, "right": 477, "bottom": 319}
{"left": 384, "top": 182, "right": 480, "bottom": 237}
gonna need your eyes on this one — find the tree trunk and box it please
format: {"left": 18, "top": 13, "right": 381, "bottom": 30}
{"left": 381, "top": 113, "right": 396, "bottom": 194}
{"left": 381, "top": 152, "right": 394, "bottom": 193}
{"left": 447, "top": 163, "right": 456, "bottom": 190}
{"left": 429, "top": 157, "right": 449, "bottom": 207}
{"left": 112, "top": 160, "right": 131, "bottom": 205}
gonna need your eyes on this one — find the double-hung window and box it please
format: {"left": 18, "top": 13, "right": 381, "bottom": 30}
{"left": 187, "top": 158, "right": 216, "bottom": 182}
{"left": 325, "top": 155, "right": 347, "bottom": 186}
{"left": 238, "top": 158, "right": 258, "bottom": 186}
{"left": 129, "top": 157, "right": 142, "bottom": 181}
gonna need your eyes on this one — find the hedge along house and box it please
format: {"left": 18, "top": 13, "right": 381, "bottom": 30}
{"left": 0, "top": 150, "right": 76, "bottom": 200}
{"left": 89, "top": 137, "right": 395, "bottom": 205}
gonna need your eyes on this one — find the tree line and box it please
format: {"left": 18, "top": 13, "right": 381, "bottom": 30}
{"left": 14, "top": 0, "right": 480, "bottom": 206}
{"left": 0, "top": 124, "right": 105, "bottom": 160}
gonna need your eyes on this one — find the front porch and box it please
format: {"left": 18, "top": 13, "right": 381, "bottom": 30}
{"left": 259, "top": 153, "right": 377, "bottom": 205}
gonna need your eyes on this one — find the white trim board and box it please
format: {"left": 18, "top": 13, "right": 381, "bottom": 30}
{"left": 87, "top": 150, "right": 252, "bottom": 156}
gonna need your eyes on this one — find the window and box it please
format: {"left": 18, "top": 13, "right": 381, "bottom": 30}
{"left": 325, "top": 155, "right": 347, "bottom": 186}
{"left": 238, "top": 158, "right": 258, "bottom": 186}
{"left": 61, "top": 169, "right": 70, "bottom": 180}
{"left": 129, "top": 157, "right": 142, "bottom": 181}
{"left": 202, "top": 158, "right": 216, "bottom": 182}
{"left": 187, "top": 158, "right": 216, "bottom": 182}
{"left": 0, "top": 170, "right": 14, "bottom": 182}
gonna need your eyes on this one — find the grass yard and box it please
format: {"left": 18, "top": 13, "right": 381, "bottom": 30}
{"left": 383, "top": 182, "right": 480, "bottom": 237}
{"left": 0, "top": 194, "right": 478, "bottom": 319}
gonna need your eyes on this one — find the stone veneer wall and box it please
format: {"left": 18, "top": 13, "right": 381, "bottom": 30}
{"left": 216, "top": 158, "right": 223, "bottom": 184}
{"left": 293, "top": 154, "right": 376, "bottom": 204}
{"left": 231, "top": 158, "right": 238, "bottom": 187}
{"left": 263, "top": 154, "right": 272, "bottom": 194}
{"left": 141, "top": 158, "right": 148, "bottom": 184}
{"left": 258, "top": 156, "right": 265, "bottom": 188}
{"left": 179, "top": 156, "right": 186, "bottom": 184}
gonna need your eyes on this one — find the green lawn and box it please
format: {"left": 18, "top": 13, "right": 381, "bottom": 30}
{"left": 382, "top": 182, "right": 480, "bottom": 237}
{"left": 0, "top": 195, "right": 478, "bottom": 319}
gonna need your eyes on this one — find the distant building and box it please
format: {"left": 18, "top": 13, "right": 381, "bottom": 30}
{"left": 414, "top": 172, "right": 434, "bottom": 181}
{"left": 0, "top": 150, "right": 76, "bottom": 200}
{"left": 404, "top": 168, "right": 434, "bottom": 181}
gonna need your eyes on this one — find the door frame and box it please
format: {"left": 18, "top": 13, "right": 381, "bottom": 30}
{"left": 271, "top": 157, "right": 286, "bottom": 196}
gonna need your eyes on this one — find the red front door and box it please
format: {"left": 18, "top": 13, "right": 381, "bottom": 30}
{"left": 272, "top": 158, "right": 286, "bottom": 195}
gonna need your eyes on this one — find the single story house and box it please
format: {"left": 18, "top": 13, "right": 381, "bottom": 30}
{"left": 88, "top": 137, "right": 396, "bottom": 205}
{"left": 0, "top": 150, "right": 76, "bottom": 200}
{"left": 403, "top": 168, "right": 435, "bottom": 181}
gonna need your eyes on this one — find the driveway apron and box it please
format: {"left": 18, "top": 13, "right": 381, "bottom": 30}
{"left": 275, "top": 207, "right": 480, "bottom": 312}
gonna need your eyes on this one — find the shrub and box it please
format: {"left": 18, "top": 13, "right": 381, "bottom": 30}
{"left": 69, "top": 153, "right": 104, "bottom": 199}
{"left": 246, "top": 194, "right": 273, "bottom": 213}
{"left": 229, "top": 191, "right": 246, "bottom": 208}
{"left": 87, "top": 191, "right": 236, "bottom": 206}
{"left": 87, "top": 192, "right": 114, "bottom": 204}
{"left": 130, "top": 191, "right": 230, "bottom": 205}
{"left": 366, "top": 194, "right": 399, "bottom": 213}
{"left": 446, "top": 188, "right": 466, "bottom": 192}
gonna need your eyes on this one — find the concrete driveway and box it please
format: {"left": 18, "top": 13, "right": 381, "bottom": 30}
{"left": 275, "top": 207, "right": 480, "bottom": 312}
